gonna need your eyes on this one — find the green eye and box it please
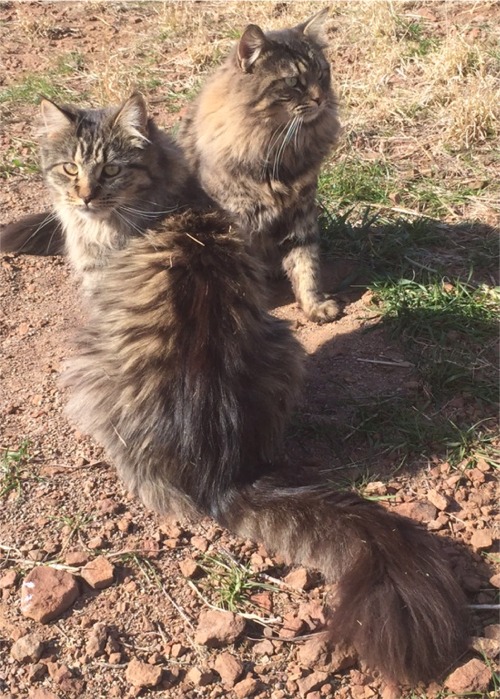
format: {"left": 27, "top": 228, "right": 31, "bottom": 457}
{"left": 284, "top": 76, "right": 298, "bottom": 87}
{"left": 63, "top": 162, "right": 78, "bottom": 176}
{"left": 102, "top": 164, "right": 121, "bottom": 177}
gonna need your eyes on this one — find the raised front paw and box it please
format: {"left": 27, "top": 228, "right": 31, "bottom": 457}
{"left": 305, "top": 297, "right": 341, "bottom": 324}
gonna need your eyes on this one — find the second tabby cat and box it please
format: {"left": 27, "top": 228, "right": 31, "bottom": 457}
{"left": 178, "top": 9, "right": 341, "bottom": 323}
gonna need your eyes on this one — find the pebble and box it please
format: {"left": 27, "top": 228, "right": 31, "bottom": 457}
{"left": 194, "top": 610, "right": 246, "bottom": 647}
{"left": 393, "top": 500, "right": 437, "bottom": 523}
{"left": 0, "top": 570, "right": 17, "bottom": 589}
{"left": 427, "top": 488, "right": 448, "bottom": 511}
{"left": 20, "top": 566, "right": 79, "bottom": 623}
{"left": 214, "top": 651, "right": 244, "bottom": 686}
{"left": 81, "top": 555, "right": 115, "bottom": 589}
{"left": 284, "top": 567, "right": 315, "bottom": 590}
{"left": 470, "top": 529, "right": 493, "bottom": 550}
{"left": 125, "top": 658, "right": 163, "bottom": 688}
{"left": 179, "top": 558, "right": 202, "bottom": 579}
{"left": 10, "top": 633, "right": 44, "bottom": 663}
{"left": 445, "top": 658, "right": 491, "bottom": 693}
{"left": 296, "top": 670, "right": 329, "bottom": 697}
{"left": 233, "top": 676, "right": 260, "bottom": 698}
{"left": 186, "top": 667, "right": 214, "bottom": 687}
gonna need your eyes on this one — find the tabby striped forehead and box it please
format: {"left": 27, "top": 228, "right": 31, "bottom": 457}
{"left": 71, "top": 111, "right": 134, "bottom": 164}
{"left": 258, "top": 37, "right": 328, "bottom": 81}
{"left": 41, "top": 107, "right": 143, "bottom": 168}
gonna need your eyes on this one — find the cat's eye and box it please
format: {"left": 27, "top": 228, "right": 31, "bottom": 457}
{"left": 63, "top": 162, "right": 78, "bottom": 176}
{"left": 284, "top": 76, "right": 298, "bottom": 87}
{"left": 102, "top": 164, "right": 121, "bottom": 178}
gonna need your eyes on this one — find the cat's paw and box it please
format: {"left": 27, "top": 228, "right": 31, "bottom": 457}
{"left": 306, "top": 297, "right": 341, "bottom": 324}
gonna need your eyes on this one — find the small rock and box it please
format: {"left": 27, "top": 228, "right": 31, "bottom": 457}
{"left": 179, "top": 558, "right": 202, "bottom": 579}
{"left": 170, "top": 642, "right": 188, "bottom": 658}
{"left": 21, "top": 566, "right": 79, "bottom": 623}
{"left": 97, "top": 497, "right": 120, "bottom": 514}
{"left": 214, "top": 652, "right": 244, "bottom": 686}
{"left": 85, "top": 623, "right": 108, "bottom": 658}
{"left": 252, "top": 639, "right": 274, "bottom": 655}
{"left": 297, "top": 601, "right": 327, "bottom": 631}
{"left": 191, "top": 535, "right": 209, "bottom": 552}
{"left": 186, "top": 667, "right": 214, "bottom": 687}
{"left": 470, "top": 530, "right": 493, "bottom": 550}
{"left": 484, "top": 624, "right": 500, "bottom": 641}
{"left": 296, "top": 670, "right": 329, "bottom": 697}
{"left": 28, "top": 691, "right": 60, "bottom": 699}
{"left": 64, "top": 550, "right": 90, "bottom": 567}
{"left": 427, "top": 489, "right": 448, "bottom": 511}
{"left": 297, "top": 636, "right": 329, "bottom": 667}
{"left": 125, "top": 658, "right": 163, "bottom": 688}
{"left": 47, "top": 662, "right": 72, "bottom": 683}
{"left": 195, "top": 610, "right": 246, "bottom": 647}
{"left": 87, "top": 536, "right": 105, "bottom": 549}
{"left": 10, "top": 633, "right": 44, "bottom": 663}
{"left": 81, "top": 556, "right": 114, "bottom": 589}
{"left": 0, "top": 570, "right": 17, "bottom": 589}
{"left": 249, "top": 590, "right": 273, "bottom": 613}
{"left": 329, "top": 645, "right": 358, "bottom": 674}
{"left": 393, "top": 500, "right": 437, "bottom": 523}
{"left": 284, "top": 567, "right": 315, "bottom": 591}
{"left": 445, "top": 658, "right": 491, "bottom": 693}
{"left": 233, "top": 676, "right": 259, "bottom": 698}
{"left": 471, "top": 636, "right": 500, "bottom": 660}
{"left": 489, "top": 573, "right": 500, "bottom": 588}
{"left": 28, "top": 662, "right": 48, "bottom": 682}
{"left": 279, "top": 613, "right": 306, "bottom": 639}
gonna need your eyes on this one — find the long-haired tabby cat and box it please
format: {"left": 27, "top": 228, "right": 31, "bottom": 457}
{"left": 64, "top": 207, "right": 467, "bottom": 686}
{"left": 178, "top": 9, "right": 341, "bottom": 323}
{"left": 1, "top": 93, "right": 207, "bottom": 292}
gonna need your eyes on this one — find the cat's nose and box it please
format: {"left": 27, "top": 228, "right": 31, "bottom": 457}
{"left": 82, "top": 194, "right": 94, "bottom": 206}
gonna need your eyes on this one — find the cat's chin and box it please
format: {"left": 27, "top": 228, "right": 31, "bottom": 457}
{"left": 75, "top": 207, "right": 110, "bottom": 222}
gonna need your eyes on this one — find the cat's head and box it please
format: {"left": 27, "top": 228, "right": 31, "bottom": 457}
{"left": 232, "top": 8, "right": 334, "bottom": 125}
{"left": 38, "top": 93, "right": 154, "bottom": 220}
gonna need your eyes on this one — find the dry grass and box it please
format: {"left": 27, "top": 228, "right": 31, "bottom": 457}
{"left": 1, "top": 1, "right": 499, "bottom": 222}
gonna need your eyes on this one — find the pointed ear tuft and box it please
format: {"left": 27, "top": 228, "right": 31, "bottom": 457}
{"left": 237, "top": 24, "right": 267, "bottom": 72}
{"left": 39, "top": 98, "right": 76, "bottom": 138}
{"left": 113, "top": 92, "right": 150, "bottom": 144}
{"left": 297, "top": 7, "right": 329, "bottom": 44}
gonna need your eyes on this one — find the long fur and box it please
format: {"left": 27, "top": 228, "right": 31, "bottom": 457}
{"left": 1, "top": 93, "right": 210, "bottom": 292}
{"left": 64, "top": 208, "right": 467, "bottom": 686}
{"left": 178, "top": 11, "right": 342, "bottom": 323}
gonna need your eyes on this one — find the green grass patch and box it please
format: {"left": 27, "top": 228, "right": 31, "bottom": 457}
{"left": 0, "top": 441, "right": 37, "bottom": 498}
{"left": 319, "top": 158, "right": 394, "bottom": 207}
{"left": 319, "top": 207, "right": 446, "bottom": 278}
{"left": 195, "top": 551, "right": 277, "bottom": 614}
{"left": 0, "top": 73, "right": 78, "bottom": 106}
{"left": 346, "top": 396, "right": 497, "bottom": 467}
{"left": 370, "top": 278, "right": 499, "bottom": 400}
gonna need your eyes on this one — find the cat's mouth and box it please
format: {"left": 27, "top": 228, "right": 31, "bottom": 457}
{"left": 75, "top": 206, "right": 110, "bottom": 221}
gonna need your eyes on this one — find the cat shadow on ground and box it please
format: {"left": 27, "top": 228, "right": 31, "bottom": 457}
{"left": 266, "top": 218, "right": 498, "bottom": 642}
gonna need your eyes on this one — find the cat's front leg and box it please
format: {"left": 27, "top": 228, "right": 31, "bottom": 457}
{"left": 281, "top": 238, "right": 340, "bottom": 324}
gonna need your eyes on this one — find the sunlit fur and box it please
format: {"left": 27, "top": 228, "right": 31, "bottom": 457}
{"left": 65, "top": 209, "right": 467, "bottom": 686}
{"left": 178, "top": 10, "right": 341, "bottom": 323}
{"left": 1, "top": 93, "right": 208, "bottom": 292}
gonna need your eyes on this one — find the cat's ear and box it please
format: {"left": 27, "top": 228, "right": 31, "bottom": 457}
{"left": 237, "top": 24, "right": 268, "bottom": 72}
{"left": 296, "top": 7, "right": 329, "bottom": 44}
{"left": 113, "top": 92, "right": 151, "bottom": 145}
{"left": 39, "top": 98, "right": 76, "bottom": 137}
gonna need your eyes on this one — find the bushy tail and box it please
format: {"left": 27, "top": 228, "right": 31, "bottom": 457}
{"left": 220, "top": 479, "right": 467, "bottom": 685}
{"left": 1, "top": 212, "right": 64, "bottom": 255}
